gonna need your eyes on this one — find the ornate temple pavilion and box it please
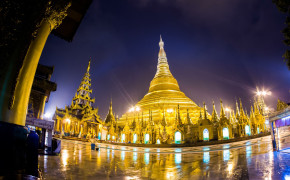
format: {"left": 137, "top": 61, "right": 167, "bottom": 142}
{"left": 53, "top": 59, "right": 103, "bottom": 138}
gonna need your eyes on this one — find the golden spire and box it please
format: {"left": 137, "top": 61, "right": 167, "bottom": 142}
{"left": 87, "top": 58, "right": 91, "bottom": 73}
{"left": 149, "top": 36, "right": 180, "bottom": 92}
{"left": 220, "top": 99, "right": 226, "bottom": 118}
{"left": 212, "top": 101, "right": 219, "bottom": 121}
{"left": 158, "top": 35, "right": 166, "bottom": 59}
{"left": 235, "top": 99, "right": 240, "bottom": 117}
{"left": 239, "top": 98, "right": 245, "bottom": 117}
{"left": 203, "top": 102, "right": 207, "bottom": 119}
{"left": 199, "top": 106, "right": 203, "bottom": 120}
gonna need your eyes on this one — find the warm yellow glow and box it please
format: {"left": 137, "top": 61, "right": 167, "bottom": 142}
{"left": 256, "top": 90, "right": 271, "bottom": 96}
{"left": 129, "top": 106, "right": 141, "bottom": 112}
{"left": 65, "top": 118, "right": 70, "bottom": 123}
{"left": 135, "top": 106, "right": 141, "bottom": 112}
{"left": 227, "top": 162, "right": 233, "bottom": 175}
{"left": 225, "top": 107, "right": 231, "bottom": 112}
{"left": 129, "top": 107, "right": 135, "bottom": 112}
{"left": 167, "top": 108, "right": 174, "bottom": 113}
{"left": 62, "top": 149, "right": 69, "bottom": 169}
{"left": 43, "top": 113, "right": 51, "bottom": 119}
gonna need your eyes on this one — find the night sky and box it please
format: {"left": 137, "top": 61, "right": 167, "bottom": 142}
{"left": 40, "top": 0, "right": 290, "bottom": 119}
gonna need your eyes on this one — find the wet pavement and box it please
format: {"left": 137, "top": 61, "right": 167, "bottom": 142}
{"left": 39, "top": 132, "right": 290, "bottom": 180}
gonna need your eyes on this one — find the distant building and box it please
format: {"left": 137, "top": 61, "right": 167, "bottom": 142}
{"left": 53, "top": 59, "right": 102, "bottom": 139}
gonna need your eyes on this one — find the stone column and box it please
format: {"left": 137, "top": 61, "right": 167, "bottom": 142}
{"left": 0, "top": 3, "right": 70, "bottom": 173}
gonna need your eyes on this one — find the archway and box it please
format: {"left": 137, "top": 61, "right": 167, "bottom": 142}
{"left": 156, "top": 139, "right": 161, "bottom": 144}
{"left": 133, "top": 134, "right": 137, "bottom": 143}
{"left": 245, "top": 125, "right": 251, "bottom": 136}
{"left": 203, "top": 128, "right": 209, "bottom": 141}
{"left": 144, "top": 134, "right": 149, "bottom": 144}
{"left": 121, "top": 134, "right": 125, "bottom": 143}
{"left": 98, "top": 132, "right": 101, "bottom": 140}
{"left": 175, "top": 131, "right": 182, "bottom": 144}
{"left": 107, "top": 134, "right": 110, "bottom": 141}
{"left": 223, "top": 127, "right": 229, "bottom": 140}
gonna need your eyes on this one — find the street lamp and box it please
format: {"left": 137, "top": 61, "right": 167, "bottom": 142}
{"left": 256, "top": 89, "right": 271, "bottom": 96}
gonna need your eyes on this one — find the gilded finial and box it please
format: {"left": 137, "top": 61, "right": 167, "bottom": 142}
{"left": 87, "top": 58, "right": 91, "bottom": 73}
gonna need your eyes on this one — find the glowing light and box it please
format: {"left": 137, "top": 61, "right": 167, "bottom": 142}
{"left": 175, "top": 153, "right": 182, "bottom": 164}
{"left": 129, "top": 107, "right": 135, "bottom": 112}
{"left": 144, "top": 153, "right": 149, "bottom": 164}
{"left": 246, "top": 146, "right": 252, "bottom": 159}
{"left": 107, "top": 134, "right": 110, "bottom": 140}
{"left": 245, "top": 125, "right": 251, "bottom": 136}
{"left": 43, "top": 113, "right": 51, "bottom": 119}
{"left": 121, "top": 151, "right": 125, "bottom": 161}
{"left": 203, "top": 152, "right": 210, "bottom": 164}
{"left": 129, "top": 106, "right": 141, "bottom": 112}
{"left": 175, "top": 131, "right": 182, "bottom": 144}
{"left": 225, "top": 108, "right": 231, "bottom": 112}
{"left": 223, "top": 128, "right": 229, "bottom": 140}
{"left": 203, "top": 129, "right": 209, "bottom": 141}
{"left": 112, "top": 136, "right": 115, "bottom": 140}
{"left": 135, "top": 106, "right": 140, "bottom": 112}
{"left": 144, "top": 134, "right": 149, "bottom": 144}
{"left": 133, "top": 152, "right": 138, "bottom": 162}
{"left": 223, "top": 150, "right": 230, "bottom": 161}
{"left": 167, "top": 108, "right": 174, "bottom": 113}
{"left": 61, "top": 149, "right": 69, "bottom": 169}
{"left": 256, "top": 90, "right": 271, "bottom": 96}
{"left": 156, "top": 139, "right": 161, "bottom": 144}
{"left": 65, "top": 118, "right": 70, "bottom": 123}
{"left": 121, "top": 134, "right": 125, "bottom": 142}
{"left": 282, "top": 115, "right": 290, "bottom": 121}
{"left": 227, "top": 163, "right": 233, "bottom": 175}
{"left": 133, "top": 134, "right": 137, "bottom": 143}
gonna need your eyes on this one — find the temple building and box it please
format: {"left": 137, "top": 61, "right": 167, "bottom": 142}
{"left": 53, "top": 59, "right": 102, "bottom": 138}
{"left": 119, "top": 37, "right": 208, "bottom": 144}
{"left": 115, "top": 37, "right": 268, "bottom": 144}
{"left": 104, "top": 99, "right": 119, "bottom": 141}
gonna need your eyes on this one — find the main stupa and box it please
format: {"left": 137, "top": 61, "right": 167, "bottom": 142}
{"left": 119, "top": 36, "right": 204, "bottom": 127}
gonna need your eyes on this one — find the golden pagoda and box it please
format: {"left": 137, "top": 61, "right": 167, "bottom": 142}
{"left": 118, "top": 36, "right": 207, "bottom": 144}
{"left": 120, "top": 37, "right": 204, "bottom": 126}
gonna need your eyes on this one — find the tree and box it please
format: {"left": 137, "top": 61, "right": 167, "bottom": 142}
{"left": 272, "top": 0, "right": 290, "bottom": 69}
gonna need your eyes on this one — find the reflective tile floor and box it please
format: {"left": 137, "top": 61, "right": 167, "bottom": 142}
{"left": 39, "top": 132, "right": 290, "bottom": 180}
